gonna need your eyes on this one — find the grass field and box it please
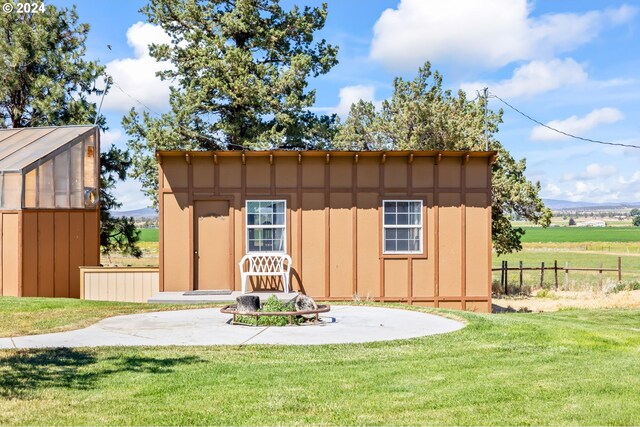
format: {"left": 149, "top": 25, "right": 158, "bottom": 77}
{"left": 0, "top": 299, "right": 638, "bottom": 425}
{"left": 137, "top": 228, "right": 158, "bottom": 242}
{"left": 520, "top": 226, "right": 640, "bottom": 242}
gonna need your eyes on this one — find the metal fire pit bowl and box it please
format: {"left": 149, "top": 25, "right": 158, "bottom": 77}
{"left": 220, "top": 304, "right": 331, "bottom": 326}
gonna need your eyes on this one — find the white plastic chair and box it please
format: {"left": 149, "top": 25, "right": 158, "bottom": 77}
{"left": 238, "top": 253, "right": 291, "bottom": 294}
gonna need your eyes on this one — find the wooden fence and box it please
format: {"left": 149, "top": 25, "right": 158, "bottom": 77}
{"left": 492, "top": 257, "right": 622, "bottom": 295}
{"left": 80, "top": 267, "right": 159, "bottom": 302}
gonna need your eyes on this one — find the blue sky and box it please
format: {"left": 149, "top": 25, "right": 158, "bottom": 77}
{"left": 50, "top": 0, "right": 640, "bottom": 210}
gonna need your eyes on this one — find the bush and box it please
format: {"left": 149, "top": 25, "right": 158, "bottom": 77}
{"left": 236, "top": 295, "right": 299, "bottom": 326}
{"left": 608, "top": 281, "right": 640, "bottom": 294}
{"left": 535, "top": 289, "right": 558, "bottom": 299}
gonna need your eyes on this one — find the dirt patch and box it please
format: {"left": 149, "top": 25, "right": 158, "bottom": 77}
{"left": 493, "top": 290, "right": 640, "bottom": 312}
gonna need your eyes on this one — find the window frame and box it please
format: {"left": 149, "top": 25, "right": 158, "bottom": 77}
{"left": 382, "top": 199, "right": 424, "bottom": 255}
{"left": 245, "top": 199, "right": 287, "bottom": 254}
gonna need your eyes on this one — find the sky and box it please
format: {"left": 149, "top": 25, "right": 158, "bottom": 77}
{"left": 49, "top": 0, "right": 640, "bottom": 211}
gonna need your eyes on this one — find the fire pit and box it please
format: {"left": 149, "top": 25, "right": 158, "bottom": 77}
{"left": 221, "top": 303, "right": 331, "bottom": 326}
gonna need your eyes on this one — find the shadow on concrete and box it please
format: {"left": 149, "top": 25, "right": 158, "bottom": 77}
{"left": 0, "top": 348, "right": 202, "bottom": 399}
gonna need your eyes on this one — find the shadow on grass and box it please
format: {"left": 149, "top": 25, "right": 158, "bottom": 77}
{"left": 0, "top": 348, "right": 202, "bottom": 399}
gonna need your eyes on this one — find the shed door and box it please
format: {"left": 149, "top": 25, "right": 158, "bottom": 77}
{"left": 194, "top": 200, "right": 232, "bottom": 290}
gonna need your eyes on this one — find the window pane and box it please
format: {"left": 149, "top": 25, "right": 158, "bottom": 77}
{"left": 397, "top": 228, "right": 409, "bottom": 239}
{"left": 247, "top": 213, "right": 257, "bottom": 225}
{"left": 384, "top": 201, "right": 395, "bottom": 213}
{"left": 70, "top": 141, "right": 83, "bottom": 208}
{"left": 274, "top": 201, "right": 285, "bottom": 213}
{"left": 409, "top": 213, "right": 421, "bottom": 225}
{"left": 38, "top": 160, "right": 54, "bottom": 208}
{"left": 385, "top": 228, "right": 396, "bottom": 240}
{"left": 396, "top": 240, "right": 409, "bottom": 251}
{"left": 409, "top": 202, "right": 421, "bottom": 213}
{"left": 397, "top": 213, "right": 408, "bottom": 225}
{"left": 409, "top": 237, "right": 420, "bottom": 252}
{"left": 247, "top": 202, "right": 260, "bottom": 214}
{"left": 54, "top": 149, "right": 69, "bottom": 208}
{"left": 385, "top": 240, "right": 396, "bottom": 252}
{"left": 273, "top": 213, "right": 285, "bottom": 225}
{"left": 397, "top": 202, "right": 408, "bottom": 213}
{"left": 384, "top": 213, "right": 395, "bottom": 225}
{"left": 2, "top": 173, "right": 21, "bottom": 209}
{"left": 24, "top": 169, "right": 36, "bottom": 208}
{"left": 83, "top": 135, "right": 96, "bottom": 189}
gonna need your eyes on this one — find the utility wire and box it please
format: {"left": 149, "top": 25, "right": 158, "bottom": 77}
{"left": 488, "top": 92, "right": 640, "bottom": 150}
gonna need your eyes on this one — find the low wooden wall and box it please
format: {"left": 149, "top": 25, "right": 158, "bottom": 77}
{"left": 80, "top": 267, "right": 159, "bottom": 303}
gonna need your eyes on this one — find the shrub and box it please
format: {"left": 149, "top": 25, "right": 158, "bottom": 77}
{"left": 236, "top": 295, "right": 299, "bottom": 326}
{"left": 535, "top": 289, "right": 558, "bottom": 299}
{"left": 608, "top": 281, "right": 640, "bottom": 294}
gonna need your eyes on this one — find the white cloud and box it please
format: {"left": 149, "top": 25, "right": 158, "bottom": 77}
{"left": 564, "top": 163, "right": 618, "bottom": 181}
{"left": 530, "top": 107, "right": 624, "bottom": 141}
{"left": 100, "top": 129, "right": 122, "bottom": 147}
{"left": 98, "top": 22, "right": 172, "bottom": 113}
{"left": 112, "top": 178, "right": 152, "bottom": 211}
{"left": 370, "top": 0, "right": 636, "bottom": 70}
{"left": 331, "top": 85, "right": 379, "bottom": 118}
{"left": 460, "top": 58, "right": 588, "bottom": 98}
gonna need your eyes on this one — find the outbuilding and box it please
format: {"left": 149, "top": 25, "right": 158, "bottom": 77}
{"left": 158, "top": 150, "right": 495, "bottom": 312}
{"left": 0, "top": 126, "right": 100, "bottom": 297}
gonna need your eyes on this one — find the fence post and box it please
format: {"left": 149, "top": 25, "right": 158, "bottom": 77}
{"left": 618, "top": 257, "right": 622, "bottom": 282}
{"left": 519, "top": 260, "right": 523, "bottom": 294}
{"left": 504, "top": 260, "right": 509, "bottom": 295}
{"left": 565, "top": 261, "right": 569, "bottom": 287}
{"left": 599, "top": 262, "right": 603, "bottom": 289}
{"left": 540, "top": 262, "right": 545, "bottom": 288}
{"left": 500, "top": 260, "right": 505, "bottom": 294}
{"left": 554, "top": 260, "right": 558, "bottom": 291}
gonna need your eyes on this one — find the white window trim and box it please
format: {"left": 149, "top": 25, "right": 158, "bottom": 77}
{"left": 382, "top": 199, "right": 423, "bottom": 255}
{"left": 245, "top": 199, "right": 287, "bottom": 253}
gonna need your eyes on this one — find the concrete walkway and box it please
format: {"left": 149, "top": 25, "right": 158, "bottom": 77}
{"left": 0, "top": 306, "right": 464, "bottom": 349}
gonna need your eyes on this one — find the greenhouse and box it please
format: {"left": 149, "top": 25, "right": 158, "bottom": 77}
{"left": 0, "top": 126, "right": 100, "bottom": 297}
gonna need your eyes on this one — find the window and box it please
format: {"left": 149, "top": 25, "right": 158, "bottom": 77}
{"left": 246, "top": 200, "right": 286, "bottom": 253}
{"left": 383, "top": 200, "right": 423, "bottom": 254}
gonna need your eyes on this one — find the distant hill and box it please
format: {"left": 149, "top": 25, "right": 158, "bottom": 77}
{"left": 110, "top": 207, "right": 157, "bottom": 219}
{"left": 543, "top": 199, "right": 640, "bottom": 210}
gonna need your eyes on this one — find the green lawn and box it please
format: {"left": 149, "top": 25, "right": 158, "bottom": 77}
{"left": 138, "top": 228, "right": 159, "bottom": 242}
{"left": 521, "top": 226, "right": 640, "bottom": 243}
{"left": 0, "top": 297, "right": 218, "bottom": 338}
{"left": 0, "top": 300, "right": 639, "bottom": 425}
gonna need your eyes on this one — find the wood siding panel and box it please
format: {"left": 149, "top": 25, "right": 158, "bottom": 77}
{"left": 37, "top": 212, "right": 54, "bottom": 297}
{"left": 192, "top": 156, "right": 215, "bottom": 189}
{"left": 246, "top": 157, "right": 270, "bottom": 189}
{"left": 329, "top": 157, "right": 351, "bottom": 188}
{"left": 1, "top": 213, "right": 20, "bottom": 296}
{"left": 466, "top": 193, "right": 490, "bottom": 296}
{"left": 412, "top": 157, "right": 434, "bottom": 188}
{"left": 438, "top": 158, "right": 461, "bottom": 188}
{"left": 54, "top": 212, "right": 70, "bottom": 297}
{"left": 411, "top": 258, "right": 433, "bottom": 297}
{"left": 163, "top": 193, "right": 190, "bottom": 291}
{"left": 68, "top": 212, "right": 84, "bottom": 298}
{"left": 438, "top": 193, "right": 462, "bottom": 297}
{"left": 162, "top": 157, "right": 188, "bottom": 189}
{"left": 355, "top": 193, "right": 379, "bottom": 298}
{"left": 84, "top": 210, "right": 99, "bottom": 267}
{"left": 384, "top": 259, "right": 408, "bottom": 298}
{"left": 218, "top": 158, "right": 241, "bottom": 188}
{"left": 357, "top": 157, "right": 379, "bottom": 188}
{"left": 384, "top": 157, "right": 407, "bottom": 188}
{"left": 275, "top": 157, "right": 297, "bottom": 189}
{"left": 466, "top": 158, "right": 488, "bottom": 189}
{"left": 301, "top": 157, "right": 324, "bottom": 188}
{"left": 21, "top": 212, "right": 37, "bottom": 296}
{"left": 80, "top": 268, "right": 159, "bottom": 302}
{"left": 301, "top": 193, "right": 325, "bottom": 296}
{"left": 329, "top": 193, "right": 352, "bottom": 297}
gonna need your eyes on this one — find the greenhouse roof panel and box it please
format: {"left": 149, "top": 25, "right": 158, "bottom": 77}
{"left": 0, "top": 126, "right": 95, "bottom": 172}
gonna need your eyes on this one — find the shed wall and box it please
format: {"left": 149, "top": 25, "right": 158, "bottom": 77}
{"left": 159, "top": 152, "right": 492, "bottom": 311}
{"left": 0, "top": 212, "right": 20, "bottom": 296}
{"left": 20, "top": 209, "right": 99, "bottom": 297}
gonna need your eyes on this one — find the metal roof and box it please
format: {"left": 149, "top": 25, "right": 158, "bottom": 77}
{"left": 0, "top": 126, "right": 95, "bottom": 172}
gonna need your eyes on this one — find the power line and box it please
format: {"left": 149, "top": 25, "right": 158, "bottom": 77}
{"left": 488, "top": 92, "right": 640, "bottom": 150}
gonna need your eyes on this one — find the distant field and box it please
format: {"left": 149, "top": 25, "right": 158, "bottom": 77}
{"left": 521, "top": 226, "right": 640, "bottom": 243}
{"left": 138, "top": 228, "right": 159, "bottom": 242}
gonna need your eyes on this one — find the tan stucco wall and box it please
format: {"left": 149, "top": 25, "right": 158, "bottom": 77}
{"left": 158, "top": 151, "right": 493, "bottom": 312}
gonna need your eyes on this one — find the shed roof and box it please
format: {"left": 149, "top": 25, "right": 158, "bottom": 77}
{"left": 0, "top": 125, "right": 95, "bottom": 172}
{"left": 157, "top": 149, "right": 498, "bottom": 162}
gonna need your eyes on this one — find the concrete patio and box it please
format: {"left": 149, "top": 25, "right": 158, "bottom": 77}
{"left": 147, "top": 290, "right": 299, "bottom": 304}
{"left": 0, "top": 306, "right": 465, "bottom": 348}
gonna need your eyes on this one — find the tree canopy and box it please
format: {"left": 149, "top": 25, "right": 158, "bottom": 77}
{"left": 123, "top": 0, "right": 339, "bottom": 205}
{"left": 0, "top": 4, "right": 141, "bottom": 257}
{"left": 334, "top": 63, "right": 551, "bottom": 255}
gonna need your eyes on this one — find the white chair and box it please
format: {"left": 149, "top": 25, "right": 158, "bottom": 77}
{"left": 238, "top": 253, "right": 292, "bottom": 294}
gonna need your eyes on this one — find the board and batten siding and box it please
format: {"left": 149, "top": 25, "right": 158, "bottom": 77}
{"left": 158, "top": 150, "right": 494, "bottom": 312}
